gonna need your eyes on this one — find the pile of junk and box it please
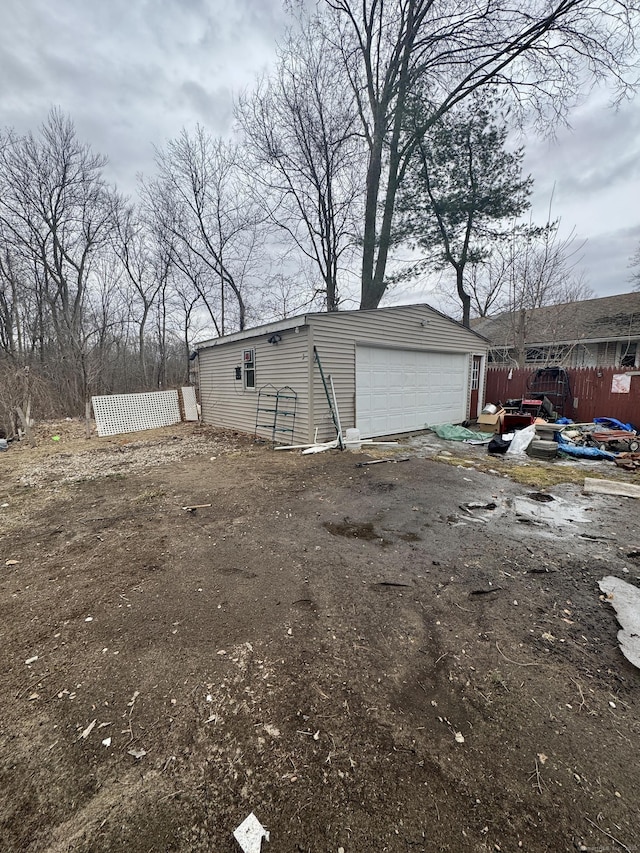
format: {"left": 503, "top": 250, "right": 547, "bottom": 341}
{"left": 481, "top": 399, "right": 640, "bottom": 468}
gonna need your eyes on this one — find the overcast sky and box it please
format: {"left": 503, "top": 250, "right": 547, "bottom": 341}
{"left": 1, "top": 0, "right": 638, "bottom": 305}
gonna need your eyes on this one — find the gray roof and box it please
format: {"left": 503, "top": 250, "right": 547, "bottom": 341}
{"left": 472, "top": 292, "right": 640, "bottom": 347}
{"left": 197, "top": 302, "right": 489, "bottom": 349}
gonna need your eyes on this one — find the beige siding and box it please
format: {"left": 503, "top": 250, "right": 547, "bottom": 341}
{"left": 309, "top": 305, "right": 488, "bottom": 440}
{"left": 199, "top": 326, "right": 312, "bottom": 443}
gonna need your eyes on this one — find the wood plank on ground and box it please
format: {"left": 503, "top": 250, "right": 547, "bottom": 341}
{"left": 583, "top": 478, "right": 640, "bottom": 499}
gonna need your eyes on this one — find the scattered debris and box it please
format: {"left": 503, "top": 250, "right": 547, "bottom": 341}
{"left": 505, "top": 424, "right": 536, "bottom": 456}
{"left": 615, "top": 452, "right": 640, "bottom": 471}
{"left": 527, "top": 438, "right": 559, "bottom": 460}
{"left": 578, "top": 533, "right": 615, "bottom": 542}
{"left": 263, "top": 724, "right": 280, "bottom": 738}
{"left": 355, "top": 457, "right": 411, "bottom": 467}
{"left": 428, "top": 424, "right": 494, "bottom": 442}
{"left": 79, "top": 719, "right": 97, "bottom": 740}
{"left": 5, "top": 559, "right": 19, "bottom": 566}
{"left": 584, "top": 479, "right": 640, "bottom": 499}
{"left": 461, "top": 501, "right": 497, "bottom": 511}
{"left": 527, "top": 492, "right": 554, "bottom": 503}
{"left": 598, "top": 576, "right": 640, "bottom": 669}
{"left": 25, "top": 655, "right": 38, "bottom": 665}
{"left": 127, "top": 747, "right": 147, "bottom": 759}
{"left": 469, "top": 587, "right": 503, "bottom": 597}
{"left": 182, "top": 503, "right": 212, "bottom": 512}
{"left": 101, "top": 737, "right": 112, "bottom": 747}
{"left": 233, "top": 812, "right": 269, "bottom": 853}
{"left": 454, "top": 731, "right": 465, "bottom": 743}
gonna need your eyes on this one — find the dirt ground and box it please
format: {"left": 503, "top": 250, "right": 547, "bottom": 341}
{"left": 1, "top": 421, "right": 639, "bottom": 853}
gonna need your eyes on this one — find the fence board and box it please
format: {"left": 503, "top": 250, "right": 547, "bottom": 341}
{"left": 485, "top": 366, "right": 640, "bottom": 426}
{"left": 92, "top": 390, "right": 181, "bottom": 436}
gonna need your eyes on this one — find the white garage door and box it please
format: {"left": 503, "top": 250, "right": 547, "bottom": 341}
{"left": 356, "top": 346, "right": 469, "bottom": 437}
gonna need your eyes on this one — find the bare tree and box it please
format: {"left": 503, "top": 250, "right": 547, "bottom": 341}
{"left": 474, "top": 223, "right": 593, "bottom": 366}
{"left": 237, "top": 23, "right": 364, "bottom": 311}
{"left": 0, "top": 233, "right": 31, "bottom": 360}
{"left": 112, "top": 202, "right": 173, "bottom": 386}
{"left": 0, "top": 109, "right": 118, "bottom": 412}
{"left": 143, "top": 129, "right": 263, "bottom": 336}
{"left": 629, "top": 243, "right": 640, "bottom": 291}
{"left": 320, "top": 0, "right": 638, "bottom": 309}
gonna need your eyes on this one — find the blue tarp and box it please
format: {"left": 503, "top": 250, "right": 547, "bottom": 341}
{"left": 556, "top": 433, "right": 616, "bottom": 460}
{"left": 594, "top": 417, "right": 637, "bottom": 433}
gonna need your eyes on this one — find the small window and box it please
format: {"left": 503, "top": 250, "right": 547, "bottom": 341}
{"left": 525, "top": 347, "right": 548, "bottom": 364}
{"left": 620, "top": 342, "right": 637, "bottom": 368}
{"left": 243, "top": 348, "right": 255, "bottom": 389}
{"left": 471, "top": 357, "right": 480, "bottom": 390}
{"left": 525, "top": 346, "right": 568, "bottom": 365}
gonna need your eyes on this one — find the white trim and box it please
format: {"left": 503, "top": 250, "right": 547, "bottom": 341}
{"left": 197, "top": 317, "right": 308, "bottom": 349}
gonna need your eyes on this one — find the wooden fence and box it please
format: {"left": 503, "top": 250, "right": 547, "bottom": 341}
{"left": 485, "top": 366, "right": 640, "bottom": 426}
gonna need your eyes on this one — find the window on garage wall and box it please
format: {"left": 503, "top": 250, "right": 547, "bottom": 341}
{"left": 243, "top": 348, "right": 255, "bottom": 389}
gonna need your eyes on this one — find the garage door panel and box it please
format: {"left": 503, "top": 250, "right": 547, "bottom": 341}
{"left": 356, "top": 346, "right": 468, "bottom": 437}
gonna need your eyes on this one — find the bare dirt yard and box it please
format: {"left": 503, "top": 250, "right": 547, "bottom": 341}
{"left": 1, "top": 421, "right": 639, "bottom": 852}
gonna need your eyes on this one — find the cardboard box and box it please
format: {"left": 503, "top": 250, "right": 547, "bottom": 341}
{"left": 477, "top": 407, "right": 505, "bottom": 433}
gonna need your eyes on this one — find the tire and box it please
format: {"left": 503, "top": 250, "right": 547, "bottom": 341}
{"left": 598, "top": 442, "right": 608, "bottom": 452}
{"left": 629, "top": 440, "right": 639, "bottom": 452}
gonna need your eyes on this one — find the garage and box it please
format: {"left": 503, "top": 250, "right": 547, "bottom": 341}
{"left": 197, "top": 304, "right": 488, "bottom": 444}
{"left": 356, "top": 345, "right": 469, "bottom": 437}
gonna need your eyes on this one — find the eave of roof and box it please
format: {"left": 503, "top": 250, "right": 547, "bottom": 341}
{"left": 196, "top": 303, "right": 489, "bottom": 349}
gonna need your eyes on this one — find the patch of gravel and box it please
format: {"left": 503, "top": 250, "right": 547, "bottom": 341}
{"left": 14, "top": 432, "right": 239, "bottom": 488}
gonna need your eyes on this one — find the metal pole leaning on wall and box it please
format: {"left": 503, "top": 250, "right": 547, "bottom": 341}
{"left": 313, "top": 346, "right": 344, "bottom": 449}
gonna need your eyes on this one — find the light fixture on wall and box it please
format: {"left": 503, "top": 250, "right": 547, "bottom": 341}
{"left": 268, "top": 334, "right": 282, "bottom": 345}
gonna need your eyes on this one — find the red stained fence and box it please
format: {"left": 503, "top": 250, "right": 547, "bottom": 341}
{"left": 485, "top": 366, "right": 640, "bottom": 426}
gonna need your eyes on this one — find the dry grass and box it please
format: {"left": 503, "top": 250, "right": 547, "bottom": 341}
{"left": 432, "top": 453, "right": 634, "bottom": 490}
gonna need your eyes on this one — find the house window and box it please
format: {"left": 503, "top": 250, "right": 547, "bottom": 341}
{"left": 525, "top": 347, "right": 548, "bottom": 363}
{"left": 597, "top": 342, "right": 616, "bottom": 366}
{"left": 243, "top": 348, "right": 255, "bottom": 389}
{"left": 525, "top": 346, "right": 568, "bottom": 364}
{"left": 620, "top": 342, "right": 637, "bottom": 368}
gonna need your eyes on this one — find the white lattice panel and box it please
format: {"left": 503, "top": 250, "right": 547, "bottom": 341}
{"left": 92, "top": 391, "right": 181, "bottom": 436}
{"left": 181, "top": 386, "right": 199, "bottom": 421}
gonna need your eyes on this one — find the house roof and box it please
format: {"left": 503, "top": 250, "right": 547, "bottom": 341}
{"left": 196, "top": 302, "right": 489, "bottom": 349}
{"left": 471, "top": 292, "right": 640, "bottom": 348}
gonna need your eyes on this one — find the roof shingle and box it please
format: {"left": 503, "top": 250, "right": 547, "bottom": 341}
{"left": 472, "top": 292, "right": 640, "bottom": 346}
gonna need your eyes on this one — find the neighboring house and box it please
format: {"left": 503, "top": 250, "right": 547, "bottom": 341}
{"left": 196, "top": 304, "right": 489, "bottom": 443}
{"left": 472, "top": 292, "right": 640, "bottom": 368}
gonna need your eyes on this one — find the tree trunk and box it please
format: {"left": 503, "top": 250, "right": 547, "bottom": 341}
{"left": 360, "top": 120, "right": 385, "bottom": 310}
{"left": 85, "top": 399, "right": 92, "bottom": 439}
{"left": 457, "top": 267, "right": 471, "bottom": 328}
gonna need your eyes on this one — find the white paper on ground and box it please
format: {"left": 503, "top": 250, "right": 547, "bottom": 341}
{"left": 599, "top": 576, "right": 640, "bottom": 669}
{"left": 233, "top": 812, "right": 269, "bottom": 853}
